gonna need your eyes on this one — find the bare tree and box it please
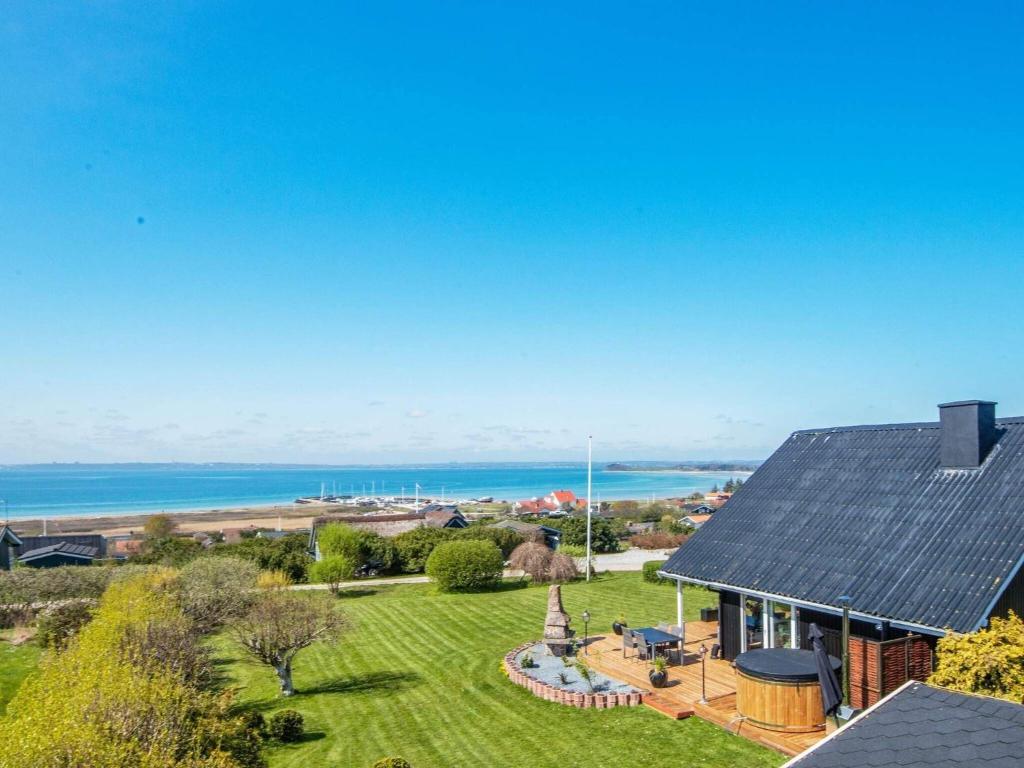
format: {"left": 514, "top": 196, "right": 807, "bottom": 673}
{"left": 232, "top": 591, "right": 346, "bottom": 696}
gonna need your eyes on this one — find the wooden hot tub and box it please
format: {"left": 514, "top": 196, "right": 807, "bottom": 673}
{"left": 735, "top": 649, "right": 841, "bottom": 733}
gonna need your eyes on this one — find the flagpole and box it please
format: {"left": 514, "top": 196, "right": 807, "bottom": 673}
{"left": 586, "top": 435, "right": 593, "bottom": 582}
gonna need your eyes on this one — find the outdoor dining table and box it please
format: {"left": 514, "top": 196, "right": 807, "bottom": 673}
{"left": 632, "top": 627, "right": 681, "bottom": 661}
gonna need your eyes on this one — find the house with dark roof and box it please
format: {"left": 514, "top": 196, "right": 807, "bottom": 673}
{"left": 18, "top": 541, "right": 100, "bottom": 567}
{"left": 659, "top": 400, "right": 1024, "bottom": 708}
{"left": 9, "top": 534, "right": 107, "bottom": 568}
{"left": 782, "top": 681, "right": 1024, "bottom": 768}
{"left": 0, "top": 526, "right": 23, "bottom": 571}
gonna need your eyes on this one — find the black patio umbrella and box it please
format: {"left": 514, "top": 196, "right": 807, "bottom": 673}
{"left": 808, "top": 622, "right": 843, "bottom": 717}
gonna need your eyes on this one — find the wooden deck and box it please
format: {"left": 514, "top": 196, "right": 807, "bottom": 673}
{"left": 583, "top": 621, "right": 827, "bottom": 757}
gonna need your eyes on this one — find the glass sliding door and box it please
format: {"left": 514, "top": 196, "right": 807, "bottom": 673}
{"left": 771, "top": 601, "right": 793, "bottom": 649}
{"left": 744, "top": 596, "right": 764, "bottom": 649}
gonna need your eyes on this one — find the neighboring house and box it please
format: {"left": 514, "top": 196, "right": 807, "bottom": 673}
{"left": 703, "top": 491, "right": 732, "bottom": 505}
{"left": 109, "top": 538, "right": 144, "bottom": 558}
{"left": 683, "top": 503, "right": 717, "bottom": 516}
{"left": 680, "top": 513, "right": 713, "bottom": 529}
{"left": 514, "top": 498, "right": 559, "bottom": 516}
{"left": 13, "top": 534, "right": 106, "bottom": 560}
{"left": 220, "top": 527, "right": 246, "bottom": 544}
{"left": 544, "top": 490, "right": 576, "bottom": 510}
{"left": 626, "top": 521, "right": 656, "bottom": 535}
{"left": 256, "top": 529, "right": 306, "bottom": 541}
{"left": 18, "top": 541, "right": 99, "bottom": 568}
{"left": 782, "top": 681, "right": 1024, "bottom": 768}
{"left": 0, "top": 527, "right": 23, "bottom": 571}
{"left": 308, "top": 509, "right": 468, "bottom": 560}
{"left": 660, "top": 399, "right": 1024, "bottom": 708}
{"left": 488, "top": 520, "right": 561, "bottom": 549}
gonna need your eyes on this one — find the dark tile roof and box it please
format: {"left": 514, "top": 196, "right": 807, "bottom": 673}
{"left": 662, "top": 416, "right": 1024, "bottom": 632}
{"left": 14, "top": 534, "right": 106, "bottom": 558}
{"left": 18, "top": 541, "right": 99, "bottom": 561}
{"left": 787, "top": 682, "right": 1024, "bottom": 768}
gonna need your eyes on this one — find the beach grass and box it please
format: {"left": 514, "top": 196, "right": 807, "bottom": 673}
{"left": 215, "top": 573, "right": 784, "bottom": 768}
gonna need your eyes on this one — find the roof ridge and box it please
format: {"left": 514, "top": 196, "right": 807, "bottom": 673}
{"left": 793, "top": 416, "right": 1024, "bottom": 436}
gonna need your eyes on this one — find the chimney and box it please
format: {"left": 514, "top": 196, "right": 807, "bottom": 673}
{"left": 938, "top": 400, "right": 998, "bottom": 468}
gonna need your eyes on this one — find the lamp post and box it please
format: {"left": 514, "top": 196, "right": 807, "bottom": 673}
{"left": 839, "top": 595, "right": 852, "bottom": 706}
{"left": 582, "top": 610, "right": 591, "bottom": 655}
{"left": 698, "top": 643, "right": 708, "bottom": 704}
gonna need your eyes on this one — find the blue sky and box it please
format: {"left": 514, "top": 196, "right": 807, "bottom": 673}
{"left": 2, "top": 2, "right": 1023, "bottom": 464}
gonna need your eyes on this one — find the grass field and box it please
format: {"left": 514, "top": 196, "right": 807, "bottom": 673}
{"left": 0, "top": 640, "right": 41, "bottom": 715}
{"left": 217, "top": 573, "right": 784, "bottom": 768}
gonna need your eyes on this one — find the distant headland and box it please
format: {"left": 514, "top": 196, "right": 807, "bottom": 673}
{"left": 605, "top": 461, "right": 760, "bottom": 473}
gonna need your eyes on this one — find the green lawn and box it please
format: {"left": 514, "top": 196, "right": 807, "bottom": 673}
{"left": 0, "top": 641, "right": 42, "bottom": 715}
{"left": 217, "top": 574, "right": 784, "bottom": 768}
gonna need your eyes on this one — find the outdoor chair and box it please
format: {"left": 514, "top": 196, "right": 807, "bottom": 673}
{"left": 622, "top": 629, "right": 638, "bottom": 659}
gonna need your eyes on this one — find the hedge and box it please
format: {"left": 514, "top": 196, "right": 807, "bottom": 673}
{"left": 642, "top": 560, "right": 670, "bottom": 585}
{"left": 425, "top": 540, "right": 504, "bottom": 592}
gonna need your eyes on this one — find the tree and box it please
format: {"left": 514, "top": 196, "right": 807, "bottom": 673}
{"left": 557, "top": 516, "right": 620, "bottom": 553}
{"left": 507, "top": 541, "right": 577, "bottom": 583}
{"left": 144, "top": 513, "right": 178, "bottom": 539}
{"left": 710, "top": 484, "right": 720, "bottom": 493}
{"left": 425, "top": 540, "right": 504, "bottom": 592}
{"left": 456, "top": 526, "right": 525, "bottom": 557}
{"left": 308, "top": 554, "right": 357, "bottom": 595}
{"left": 232, "top": 592, "right": 346, "bottom": 696}
{"left": 929, "top": 611, "right": 1024, "bottom": 703}
{"left": 216, "top": 533, "right": 311, "bottom": 583}
{"left": 392, "top": 527, "right": 458, "bottom": 573}
{"left": 316, "top": 523, "right": 369, "bottom": 566}
{"left": 177, "top": 556, "right": 259, "bottom": 633}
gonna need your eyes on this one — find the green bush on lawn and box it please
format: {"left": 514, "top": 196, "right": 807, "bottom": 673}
{"left": 425, "top": 540, "right": 504, "bottom": 592}
{"left": 642, "top": 560, "right": 670, "bottom": 585}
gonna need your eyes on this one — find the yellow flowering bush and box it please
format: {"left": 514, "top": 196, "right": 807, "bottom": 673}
{"left": 0, "top": 569, "right": 259, "bottom": 768}
{"left": 930, "top": 610, "right": 1024, "bottom": 703}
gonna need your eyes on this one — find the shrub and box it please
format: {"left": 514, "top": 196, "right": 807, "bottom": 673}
{"left": 268, "top": 709, "right": 304, "bottom": 742}
{"left": 425, "top": 540, "right": 504, "bottom": 592}
{"left": 372, "top": 759, "right": 412, "bottom": 768}
{"left": 557, "top": 517, "right": 620, "bottom": 553}
{"left": 177, "top": 556, "right": 259, "bottom": 633}
{"left": 144, "top": 513, "right": 178, "bottom": 539}
{"left": 216, "top": 533, "right": 311, "bottom": 583}
{"left": 257, "top": 569, "right": 293, "bottom": 590}
{"left": 240, "top": 710, "right": 267, "bottom": 734}
{"left": 630, "top": 531, "right": 689, "bottom": 549}
{"left": 557, "top": 543, "right": 586, "bottom": 558}
{"left": 308, "top": 554, "right": 357, "bottom": 594}
{"left": 35, "top": 600, "right": 95, "bottom": 649}
{"left": 508, "top": 542, "right": 577, "bottom": 583}
{"left": 456, "top": 526, "right": 525, "bottom": 557}
{"left": 929, "top": 611, "right": 1024, "bottom": 702}
{"left": 393, "top": 527, "right": 458, "bottom": 573}
{"left": 0, "top": 567, "right": 113, "bottom": 627}
{"left": 546, "top": 552, "right": 578, "bottom": 582}
{"left": 642, "top": 560, "right": 670, "bottom": 585}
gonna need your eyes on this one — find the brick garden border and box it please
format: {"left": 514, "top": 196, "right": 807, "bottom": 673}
{"left": 503, "top": 641, "right": 644, "bottom": 709}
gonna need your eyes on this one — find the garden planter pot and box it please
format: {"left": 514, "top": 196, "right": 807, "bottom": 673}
{"left": 612, "top": 622, "right": 626, "bottom": 636}
{"left": 649, "top": 670, "right": 668, "bottom": 688}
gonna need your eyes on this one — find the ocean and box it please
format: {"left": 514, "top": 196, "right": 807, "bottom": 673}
{"left": 0, "top": 463, "right": 744, "bottom": 520}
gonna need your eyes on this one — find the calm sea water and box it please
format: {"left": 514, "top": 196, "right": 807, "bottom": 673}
{"left": 0, "top": 464, "right": 744, "bottom": 520}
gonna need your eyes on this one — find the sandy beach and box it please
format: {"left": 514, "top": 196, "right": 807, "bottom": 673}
{"left": 9, "top": 501, "right": 348, "bottom": 537}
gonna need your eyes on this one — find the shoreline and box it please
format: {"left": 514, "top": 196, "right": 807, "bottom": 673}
{"left": 8, "top": 502, "right": 347, "bottom": 537}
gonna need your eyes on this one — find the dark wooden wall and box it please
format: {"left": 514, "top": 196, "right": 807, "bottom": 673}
{"left": 718, "top": 590, "right": 742, "bottom": 660}
{"left": 992, "top": 567, "right": 1024, "bottom": 622}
